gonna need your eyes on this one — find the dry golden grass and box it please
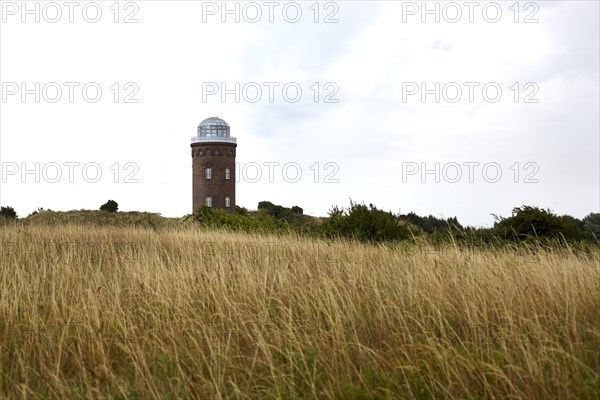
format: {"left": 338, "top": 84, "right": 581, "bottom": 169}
{"left": 0, "top": 224, "right": 598, "bottom": 399}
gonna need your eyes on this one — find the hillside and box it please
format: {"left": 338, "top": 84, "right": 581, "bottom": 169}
{"left": 19, "top": 209, "right": 188, "bottom": 229}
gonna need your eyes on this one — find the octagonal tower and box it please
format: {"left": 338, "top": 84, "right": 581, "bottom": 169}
{"left": 191, "top": 117, "right": 237, "bottom": 213}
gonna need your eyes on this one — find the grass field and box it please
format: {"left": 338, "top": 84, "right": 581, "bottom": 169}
{"left": 0, "top": 221, "right": 598, "bottom": 399}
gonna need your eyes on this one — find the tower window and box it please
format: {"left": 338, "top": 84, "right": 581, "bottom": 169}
{"left": 204, "top": 167, "right": 212, "bottom": 180}
{"left": 205, "top": 197, "right": 212, "bottom": 207}
{"left": 225, "top": 197, "right": 231, "bottom": 207}
{"left": 225, "top": 168, "right": 231, "bottom": 180}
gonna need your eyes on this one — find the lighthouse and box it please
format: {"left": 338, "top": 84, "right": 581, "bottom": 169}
{"left": 191, "top": 117, "right": 237, "bottom": 213}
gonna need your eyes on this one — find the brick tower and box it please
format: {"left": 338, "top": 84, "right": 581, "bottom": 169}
{"left": 191, "top": 117, "right": 237, "bottom": 213}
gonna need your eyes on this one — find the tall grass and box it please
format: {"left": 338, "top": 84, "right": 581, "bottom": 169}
{"left": 0, "top": 224, "right": 598, "bottom": 399}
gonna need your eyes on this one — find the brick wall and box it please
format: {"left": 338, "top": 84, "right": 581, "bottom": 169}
{"left": 191, "top": 142, "right": 237, "bottom": 213}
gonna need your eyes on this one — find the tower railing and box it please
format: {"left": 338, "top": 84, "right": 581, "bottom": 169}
{"left": 191, "top": 136, "right": 237, "bottom": 144}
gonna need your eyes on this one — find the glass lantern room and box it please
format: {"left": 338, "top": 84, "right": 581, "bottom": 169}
{"left": 192, "top": 117, "right": 237, "bottom": 144}
{"left": 198, "top": 117, "right": 230, "bottom": 137}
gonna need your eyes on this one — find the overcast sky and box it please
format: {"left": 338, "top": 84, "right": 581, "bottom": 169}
{"left": 1, "top": 1, "right": 598, "bottom": 226}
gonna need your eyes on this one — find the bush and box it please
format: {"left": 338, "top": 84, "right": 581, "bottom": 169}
{"left": 582, "top": 213, "right": 600, "bottom": 242}
{"left": 194, "top": 206, "right": 280, "bottom": 233}
{"left": 0, "top": 206, "right": 17, "bottom": 220}
{"left": 100, "top": 200, "right": 119, "bottom": 213}
{"left": 27, "top": 207, "right": 46, "bottom": 218}
{"left": 235, "top": 205, "right": 249, "bottom": 216}
{"left": 320, "top": 200, "right": 412, "bottom": 243}
{"left": 257, "top": 201, "right": 304, "bottom": 225}
{"left": 494, "top": 206, "right": 586, "bottom": 243}
{"left": 291, "top": 206, "right": 303, "bottom": 215}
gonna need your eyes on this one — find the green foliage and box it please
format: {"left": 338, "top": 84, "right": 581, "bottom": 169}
{"left": 582, "top": 213, "right": 600, "bottom": 242}
{"left": 0, "top": 206, "right": 17, "bottom": 220}
{"left": 11, "top": 199, "right": 596, "bottom": 249}
{"left": 321, "top": 200, "right": 412, "bottom": 243}
{"left": 257, "top": 201, "right": 275, "bottom": 211}
{"left": 26, "top": 207, "right": 47, "bottom": 218}
{"left": 100, "top": 200, "right": 119, "bottom": 213}
{"left": 400, "top": 212, "right": 446, "bottom": 234}
{"left": 235, "top": 205, "right": 249, "bottom": 216}
{"left": 258, "top": 201, "right": 305, "bottom": 224}
{"left": 494, "top": 205, "right": 587, "bottom": 243}
{"left": 194, "top": 206, "right": 280, "bottom": 233}
{"left": 399, "top": 212, "right": 464, "bottom": 239}
{"left": 291, "top": 206, "right": 303, "bottom": 215}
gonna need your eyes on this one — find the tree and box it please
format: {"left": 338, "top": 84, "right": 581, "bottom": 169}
{"left": 321, "top": 200, "right": 412, "bottom": 242}
{"left": 398, "top": 212, "right": 462, "bottom": 235}
{"left": 235, "top": 205, "right": 249, "bottom": 215}
{"left": 582, "top": 213, "right": 600, "bottom": 242}
{"left": 257, "top": 201, "right": 275, "bottom": 211}
{"left": 257, "top": 201, "right": 303, "bottom": 223}
{"left": 100, "top": 200, "right": 118, "bottom": 212}
{"left": 0, "top": 206, "right": 17, "bottom": 220}
{"left": 494, "top": 205, "right": 586, "bottom": 242}
{"left": 291, "top": 206, "right": 303, "bottom": 215}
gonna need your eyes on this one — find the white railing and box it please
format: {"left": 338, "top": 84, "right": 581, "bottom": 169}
{"left": 191, "top": 136, "right": 237, "bottom": 144}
